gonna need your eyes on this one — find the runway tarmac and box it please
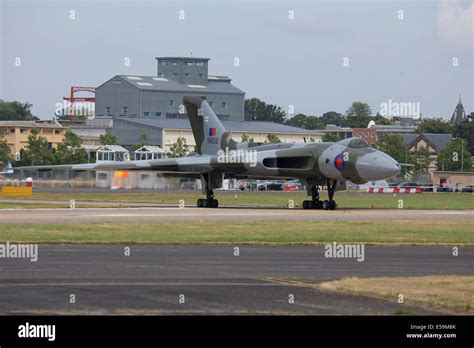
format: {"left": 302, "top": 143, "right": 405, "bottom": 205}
{"left": 0, "top": 206, "right": 472, "bottom": 224}
{"left": 0, "top": 244, "right": 472, "bottom": 315}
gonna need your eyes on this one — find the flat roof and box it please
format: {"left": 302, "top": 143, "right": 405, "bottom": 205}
{"left": 0, "top": 121, "right": 63, "bottom": 128}
{"left": 113, "top": 75, "right": 244, "bottom": 95}
{"left": 114, "top": 117, "right": 322, "bottom": 135}
{"left": 156, "top": 57, "right": 210, "bottom": 61}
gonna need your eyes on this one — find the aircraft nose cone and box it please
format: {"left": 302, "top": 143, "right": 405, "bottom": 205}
{"left": 356, "top": 152, "right": 400, "bottom": 181}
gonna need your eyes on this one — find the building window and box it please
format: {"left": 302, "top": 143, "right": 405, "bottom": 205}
{"left": 122, "top": 106, "right": 128, "bottom": 113}
{"left": 169, "top": 100, "right": 176, "bottom": 107}
{"left": 166, "top": 113, "right": 177, "bottom": 119}
{"left": 10, "top": 128, "right": 15, "bottom": 133}
{"left": 209, "top": 101, "right": 214, "bottom": 108}
{"left": 106, "top": 107, "right": 111, "bottom": 114}
{"left": 158, "top": 73, "right": 165, "bottom": 77}
{"left": 143, "top": 112, "right": 150, "bottom": 117}
{"left": 160, "top": 61, "right": 179, "bottom": 66}
{"left": 221, "top": 101, "right": 228, "bottom": 109}
{"left": 184, "top": 72, "right": 190, "bottom": 77}
{"left": 54, "top": 130, "right": 60, "bottom": 134}
{"left": 20, "top": 128, "right": 27, "bottom": 133}
{"left": 199, "top": 73, "right": 203, "bottom": 78}
{"left": 155, "top": 112, "right": 162, "bottom": 117}
{"left": 196, "top": 62, "right": 205, "bottom": 66}
{"left": 173, "top": 73, "right": 179, "bottom": 77}
{"left": 98, "top": 173, "right": 108, "bottom": 181}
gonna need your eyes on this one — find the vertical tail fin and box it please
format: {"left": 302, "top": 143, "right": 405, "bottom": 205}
{"left": 183, "top": 96, "right": 235, "bottom": 155}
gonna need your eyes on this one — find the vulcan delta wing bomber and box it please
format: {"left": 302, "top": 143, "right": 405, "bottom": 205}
{"left": 16, "top": 97, "right": 400, "bottom": 210}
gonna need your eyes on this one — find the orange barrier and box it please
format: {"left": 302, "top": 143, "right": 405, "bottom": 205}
{"left": 1, "top": 186, "right": 33, "bottom": 197}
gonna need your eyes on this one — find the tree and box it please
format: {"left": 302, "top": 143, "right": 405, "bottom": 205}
{"left": 376, "top": 134, "right": 411, "bottom": 175}
{"left": 167, "top": 137, "right": 189, "bottom": 158}
{"left": 99, "top": 132, "right": 118, "bottom": 145}
{"left": 453, "top": 120, "right": 474, "bottom": 154}
{"left": 286, "top": 114, "right": 325, "bottom": 130}
{"left": 346, "top": 101, "right": 372, "bottom": 118}
{"left": 131, "top": 133, "right": 150, "bottom": 151}
{"left": 241, "top": 133, "right": 255, "bottom": 142}
{"left": 321, "top": 111, "right": 343, "bottom": 126}
{"left": 0, "top": 100, "right": 33, "bottom": 121}
{"left": 19, "top": 128, "right": 56, "bottom": 166}
{"left": 412, "top": 146, "right": 431, "bottom": 176}
{"left": 55, "top": 129, "right": 87, "bottom": 164}
{"left": 376, "top": 134, "right": 408, "bottom": 163}
{"left": 415, "top": 118, "right": 454, "bottom": 134}
{"left": 244, "top": 98, "right": 286, "bottom": 124}
{"left": 436, "top": 138, "right": 472, "bottom": 171}
{"left": 138, "top": 133, "right": 149, "bottom": 145}
{"left": 344, "top": 102, "right": 373, "bottom": 128}
{"left": 265, "top": 133, "right": 281, "bottom": 143}
{"left": 0, "top": 134, "right": 12, "bottom": 165}
{"left": 322, "top": 133, "right": 340, "bottom": 142}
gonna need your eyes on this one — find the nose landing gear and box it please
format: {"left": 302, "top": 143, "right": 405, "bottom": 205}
{"left": 303, "top": 180, "right": 337, "bottom": 210}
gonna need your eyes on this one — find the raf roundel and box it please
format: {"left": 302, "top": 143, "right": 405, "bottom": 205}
{"left": 334, "top": 153, "right": 346, "bottom": 171}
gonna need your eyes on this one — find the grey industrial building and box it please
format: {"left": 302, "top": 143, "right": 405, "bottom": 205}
{"left": 93, "top": 56, "right": 324, "bottom": 151}
{"left": 95, "top": 57, "right": 245, "bottom": 122}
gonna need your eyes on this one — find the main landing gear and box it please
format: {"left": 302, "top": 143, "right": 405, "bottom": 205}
{"left": 196, "top": 189, "right": 219, "bottom": 208}
{"left": 302, "top": 180, "right": 337, "bottom": 210}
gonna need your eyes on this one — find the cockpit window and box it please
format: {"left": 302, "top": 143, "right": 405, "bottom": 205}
{"left": 348, "top": 138, "right": 369, "bottom": 148}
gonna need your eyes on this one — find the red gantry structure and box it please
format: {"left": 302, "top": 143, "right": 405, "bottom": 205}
{"left": 63, "top": 86, "right": 96, "bottom": 125}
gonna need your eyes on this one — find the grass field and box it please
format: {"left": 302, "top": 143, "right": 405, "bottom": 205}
{"left": 0, "top": 219, "right": 472, "bottom": 245}
{"left": 318, "top": 275, "right": 474, "bottom": 314}
{"left": 0, "top": 191, "right": 472, "bottom": 210}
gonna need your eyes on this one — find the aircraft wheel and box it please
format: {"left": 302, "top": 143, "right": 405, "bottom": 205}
{"left": 302, "top": 200, "right": 310, "bottom": 209}
{"left": 197, "top": 199, "right": 203, "bottom": 207}
{"left": 315, "top": 201, "right": 323, "bottom": 210}
{"left": 211, "top": 199, "right": 219, "bottom": 208}
{"left": 322, "top": 200, "right": 330, "bottom": 210}
{"left": 202, "top": 199, "right": 208, "bottom": 208}
{"left": 329, "top": 200, "right": 336, "bottom": 210}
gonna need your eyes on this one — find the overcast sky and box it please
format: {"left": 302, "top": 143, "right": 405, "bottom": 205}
{"left": 1, "top": 0, "right": 472, "bottom": 120}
